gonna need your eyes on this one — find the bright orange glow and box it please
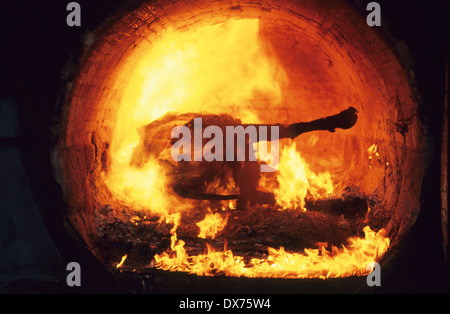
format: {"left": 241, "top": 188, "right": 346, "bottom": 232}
{"left": 273, "top": 142, "right": 334, "bottom": 210}
{"left": 102, "top": 18, "right": 390, "bottom": 278}
{"left": 154, "top": 225, "right": 389, "bottom": 278}
{"left": 103, "top": 157, "right": 184, "bottom": 215}
{"left": 197, "top": 209, "right": 228, "bottom": 240}
{"left": 103, "top": 18, "right": 285, "bottom": 217}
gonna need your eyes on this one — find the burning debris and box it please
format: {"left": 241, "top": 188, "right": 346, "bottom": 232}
{"left": 93, "top": 18, "right": 390, "bottom": 279}
{"left": 130, "top": 106, "right": 357, "bottom": 208}
{"left": 54, "top": 5, "right": 432, "bottom": 283}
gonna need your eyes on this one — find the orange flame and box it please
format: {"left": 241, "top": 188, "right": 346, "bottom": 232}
{"left": 273, "top": 142, "right": 334, "bottom": 210}
{"left": 103, "top": 18, "right": 285, "bottom": 217}
{"left": 102, "top": 18, "right": 391, "bottom": 279}
{"left": 154, "top": 226, "right": 389, "bottom": 278}
{"left": 197, "top": 210, "right": 228, "bottom": 240}
{"left": 116, "top": 254, "right": 128, "bottom": 269}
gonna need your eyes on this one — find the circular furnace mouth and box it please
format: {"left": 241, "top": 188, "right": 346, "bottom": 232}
{"left": 53, "top": 0, "right": 427, "bottom": 280}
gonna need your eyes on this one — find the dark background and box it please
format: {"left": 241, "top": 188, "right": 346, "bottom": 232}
{"left": 0, "top": 0, "right": 448, "bottom": 294}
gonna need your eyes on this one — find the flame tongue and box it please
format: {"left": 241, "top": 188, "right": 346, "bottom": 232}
{"left": 153, "top": 205, "right": 390, "bottom": 279}
{"left": 104, "top": 18, "right": 390, "bottom": 278}
{"left": 116, "top": 254, "right": 128, "bottom": 268}
{"left": 272, "top": 142, "right": 334, "bottom": 210}
{"left": 153, "top": 223, "right": 389, "bottom": 278}
{"left": 197, "top": 209, "right": 228, "bottom": 240}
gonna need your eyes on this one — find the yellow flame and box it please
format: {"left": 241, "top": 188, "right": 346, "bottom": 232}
{"left": 102, "top": 18, "right": 391, "bottom": 279}
{"left": 154, "top": 226, "right": 389, "bottom": 278}
{"left": 116, "top": 254, "right": 128, "bottom": 268}
{"left": 103, "top": 158, "right": 182, "bottom": 215}
{"left": 197, "top": 210, "right": 228, "bottom": 240}
{"left": 104, "top": 19, "right": 285, "bottom": 217}
{"left": 274, "top": 143, "right": 334, "bottom": 210}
